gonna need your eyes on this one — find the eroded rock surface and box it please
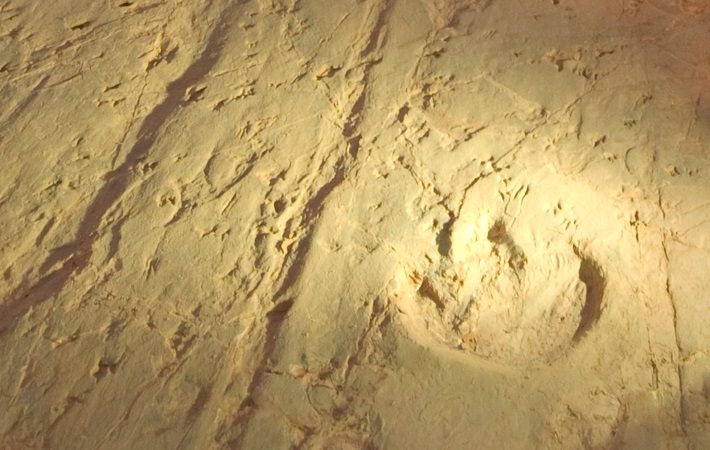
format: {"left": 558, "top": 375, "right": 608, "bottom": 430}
{"left": 1, "top": 0, "right": 709, "bottom": 448}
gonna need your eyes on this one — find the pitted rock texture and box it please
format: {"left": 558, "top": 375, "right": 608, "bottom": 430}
{"left": 1, "top": 0, "right": 710, "bottom": 448}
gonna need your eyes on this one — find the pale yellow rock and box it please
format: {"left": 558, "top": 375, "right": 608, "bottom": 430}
{"left": 0, "top": 0, "right": 709, "bottom": 448}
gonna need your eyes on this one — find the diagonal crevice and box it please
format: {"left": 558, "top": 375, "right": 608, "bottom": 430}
{"left": 221, "top": 299, "right": 295, "bottom": 448}
{"left": 0, "top": 1, "right": 244, "bottom": 334}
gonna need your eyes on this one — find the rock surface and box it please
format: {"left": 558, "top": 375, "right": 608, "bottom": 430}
{"left": 1, "top": 0, "right": 710, "bottom": 448}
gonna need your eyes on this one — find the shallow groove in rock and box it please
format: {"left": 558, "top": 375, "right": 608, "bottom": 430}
{"left": 573, "top": 253, "right": 606, "bottom": 341}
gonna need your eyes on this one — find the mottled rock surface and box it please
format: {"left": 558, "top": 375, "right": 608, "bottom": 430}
{"left": 1, "top": 0, "right": 709, "bottom": 448}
